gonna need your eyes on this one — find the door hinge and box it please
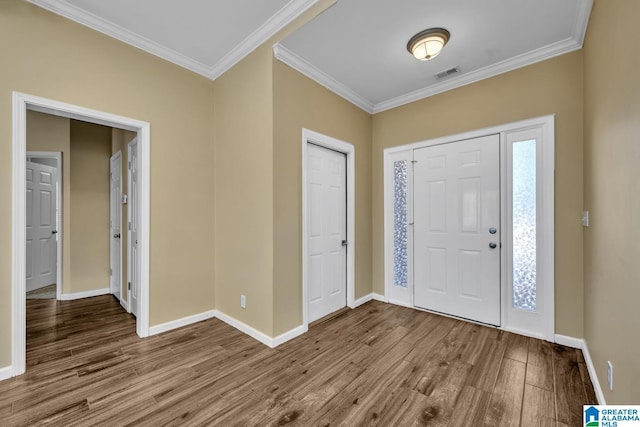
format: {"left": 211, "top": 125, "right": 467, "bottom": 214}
{"left": 128, "top": 282, "right": 131, "bottom": 290}
{"left": 109, "top": 268, "right": 112, "bottom": 276}
{"left": 411, "top": 160, "right": 418, "bottom": 163}
{"left": 128, "top": 221, "right": 131, "bottom": 230}
{"left": 128, "top": 161, "right": 131, "bottom": 170}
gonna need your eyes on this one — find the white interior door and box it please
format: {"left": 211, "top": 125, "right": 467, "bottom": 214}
{"left": 307, "top": 143, "right": 347, "bottom": 323}
{"left": 413, "top": 134, "right": 501, "bottom": 325}
{"left": 128, "top": 139, "right": 139, "bottom": 317}
{"left": 26, "top": 161, "right": 58, "bottom": 292}
{"left": 110, "top": 152, "right": 122, "bottom": 300}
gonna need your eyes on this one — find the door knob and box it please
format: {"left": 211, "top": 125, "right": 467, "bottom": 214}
{"left": 489, "top": 242, "right": 497, "bottom": 249}
{"left": 489, "top": 227, "right": 497, "bottom": 234}
{"left": 114, "top": 234, "right": 121, "bottom": 238}
{"left": 341, "top": 240, "right": 348, "bottom": 247}
{"left": 51, "top": 230, "right": 58, "bottom": 234}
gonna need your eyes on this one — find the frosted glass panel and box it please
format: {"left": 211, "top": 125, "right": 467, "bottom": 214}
{"left": 512, "top": 140, "right": 537, "bottom": 311}
{"left": 393, "top": 161, "right": 408, "bottom": 287}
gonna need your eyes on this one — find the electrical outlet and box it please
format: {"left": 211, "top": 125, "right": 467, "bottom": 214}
{"left": 607, "top": 361, "right": 613, "bottom": 391}
{"left": 240, "top": 294, "right": 246, "bottom": 309}
{"left": 582, "top": 211, "right": 590, "bottom": 227}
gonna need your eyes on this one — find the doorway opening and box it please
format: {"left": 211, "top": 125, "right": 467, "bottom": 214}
{"left": 11, "top": 92, "right": 151, "bottom": 378}
{"left": 302, "top": 129, "right": 355, "bottom": 328}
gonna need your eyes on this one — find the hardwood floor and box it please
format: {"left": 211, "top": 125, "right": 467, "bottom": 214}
{"left": 0, "top": 296, "right": 597, "bottom": 426}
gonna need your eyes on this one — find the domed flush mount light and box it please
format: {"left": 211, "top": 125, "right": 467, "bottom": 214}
{"left": 407, "top": 28, "right": 450, "bottom": 61}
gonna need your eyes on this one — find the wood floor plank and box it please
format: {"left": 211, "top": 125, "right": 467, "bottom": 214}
{"left": 521, "top": 384, "right": 557, "bottom": 427}
{"left": 0, "top": 296, "right": 598, "bottom": 426}
{"left": 484, "top": 357, "right": 526, "bottom": 426}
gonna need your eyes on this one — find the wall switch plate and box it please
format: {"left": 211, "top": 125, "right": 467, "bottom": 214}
{"left": 582, "top": 211, "right": 590, "bottom": 227}
{"left": 607, "top": 361, "right": 613, "bottom": 391}
{"left": 240, "top": 294, "right": 246, "bottom": 309}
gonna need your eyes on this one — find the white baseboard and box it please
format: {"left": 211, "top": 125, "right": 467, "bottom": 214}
{"left": 272, "top": 324, "right": 308, "bottom": 348}
{"left": 554, "top": 334, "right": 583, "bottom": 349}
{"left": 352, "top": 293, "right": 373, "bottom": 307}
{"left": 372, "top": 293, "right": 386, "bottom": 302}
{"left": 0, "top": 366, "right": 13, "bottom": 381}
{"left": 148, "top": 310, "right": 216, "bottom": 336}
{"left": 554, "top": 334, "right": 606, "bottom": 405}
{"left": 59, "top": 288, "right": 110, "bottom": 301}
{"left": 214, "top": 310, "right": 276, "bottom": 348}
{"left": 119, "top": 297, "right": 129, "bottom": 312}
{"left": 581, "top": 339, "right": 606, "bottom": 405}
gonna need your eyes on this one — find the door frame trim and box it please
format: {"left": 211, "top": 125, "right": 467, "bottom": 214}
{"left": 12, "top": 92, "right": 151, "bottom": 378}
{"left": 109, "top": 150, "right": 123, "bottom": 300}
{"left": 302, "top": 129, "right": 355, "bottom": 328}
{"left": 383, "top": 114, "right": 555, "bottom": 341}
{"left": 26, "top": 151, "right": 62, "bottom": 300}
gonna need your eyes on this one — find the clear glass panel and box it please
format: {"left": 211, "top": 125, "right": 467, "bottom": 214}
{"left": 512, "top": 140, "right": 537, "bottom": 310}
{"left": 393, "top": 160, "right": 408, "bottom": 287}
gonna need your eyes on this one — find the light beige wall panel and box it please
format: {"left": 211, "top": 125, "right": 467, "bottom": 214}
{"left": 583, "top": 0, "right": 640, "bottom": 404}
{"left": 272, "top": 60, "right": 373, "bottom": 336}
{"left": 0, "top": 1, "right": 215, "bottom": 367}
{"left": 213, "top": 45, "right": 274, "bottom": 336}
{"left": 372, "top": 52, "right": 584, "bottom": 338}
{"left": 69, "top": 121, "right": 112, "bottom": 292}
{"left": 26, "top": 111, "right": 71, "bottom": 294}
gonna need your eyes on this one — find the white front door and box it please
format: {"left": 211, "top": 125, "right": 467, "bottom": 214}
{"left": 128, "top": 139, "right": 139, "bottom": 317}
{"left": 307, "top": 144, "right": 347, "bottom": 323}
{"left": 413, "top": 134, "right": 501, "bottom": 325}
{"left": 110, "top": 152, "right": 122, "bottom": 300}
{"left": 26, "top": 161, "right": 58, "bottom": 292}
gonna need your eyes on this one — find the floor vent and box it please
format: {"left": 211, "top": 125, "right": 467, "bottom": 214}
{"left": 436, "top": 66, "right": 461, "bottom": 79}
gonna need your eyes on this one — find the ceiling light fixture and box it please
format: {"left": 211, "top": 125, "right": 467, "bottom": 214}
{"left": 407, "top": 28, "right": 450, "bottom": 61}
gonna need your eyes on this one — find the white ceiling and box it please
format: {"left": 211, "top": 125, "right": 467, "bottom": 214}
{"left": 28, "top": 0, "right": 592, "bottom": 113}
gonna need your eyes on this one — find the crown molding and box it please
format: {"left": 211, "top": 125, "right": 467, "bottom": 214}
{"left": 573, "top": 0, "right": 594, "bottom": 46}
{"left": 211, "top": 0, "right": 322, "bottom": 79}
{"left": 273, "top": 44, "right": 374, "bottom": 113}
{"left": 26, "top": 0, "right": 213, "bottom": 78}
{"left": 27, "top": 0, "right": 323, "bottom": 81}
{"left": 373, "top": 37, "right": 582, "bottom": 113}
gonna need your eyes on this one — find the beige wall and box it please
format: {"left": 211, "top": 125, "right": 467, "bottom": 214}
{"left": 583, "top": 0, "right": 640, "bottom": 403}
{"left": 213, "top": 44, "right": 275, "bottom": 336}
{"left": 0, "top": 0, "right": 215, "bottom": 367}
{"left": 69, "top": 121, "right": 112, "bottom": 292}
{"left": 272, "top": 60, "right": 373, "bottom": 336}
{"left": 111, "top": 129, "right": 136, "bottom": 301}
{"left": 26, "top": 111, "right": 71, "bottom": 293}
{"left": 372, "top": 52, "right": 585, "bottom": 338}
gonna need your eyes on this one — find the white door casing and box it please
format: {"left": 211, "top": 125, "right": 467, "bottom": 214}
{"left": 413, "top": 134, "right": 501, "bottom": 326}
{"left": 110, "top": 152, "right": 123, "bottom": 300}
{"left": 25, "top": 161, "right": 58, "bottom": 292}
{"left": 306, "top": 144, "right": 347, "bottom": 323}
{"left": 128, "top": 138, "right": 139, "bottom": 317}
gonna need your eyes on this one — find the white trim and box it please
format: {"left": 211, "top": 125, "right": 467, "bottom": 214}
{"left": 210, "top": 0, "right": 323, "bottom": 79}
{"left": 59, "top": 288, "right": 110, "bottom": 301}
{"left": 554, "top": 334, "right": 583, "bottom": 349}
{"left": 573, "top": 0, "right": 594, "bottom": 46}
{"left": 12, "top": 92, "right": 152, "bottom": 378}
{"left": 352, "top": 293, "right": 373, "bottom": 307}
{"left": 214, "top": 311, "right": 275, "bottom": 348}
{"left": 26, "top": 151, "right": 62, "bottom": 300}
{"left": 26, "top": 0, "right": 322, "bottom": 81}
{"left": 109, "top": 150, "right": 123, "bottom": 300}
{"left": 302, "top": 129, "right": 356, "bottom": 329}
{"left": 0, "top": 366, "right": 13, "bottom": 382}
{"left": 272, "top": 325, "right": 308, "bottom": 348}
{"left": 372, "top": 293, "right": 386, "bottom": 302}
{"left": 119, "top": 297, "right": 129, "bottom": 313}
{"left": 148, "top": 310, "right": 217, "bottom": 336}
{"left": 582, "top": 339, "right": 606, "bottom": 405}
{"left": 273, "top": 44, "right": 374, "bottom": 113}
